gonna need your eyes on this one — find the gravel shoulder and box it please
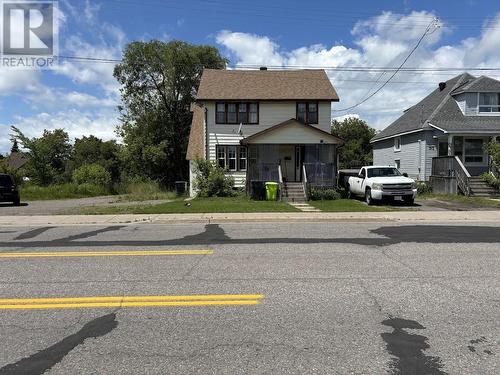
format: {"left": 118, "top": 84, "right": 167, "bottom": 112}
{"left": 0, "top": 196, "right": 173, "bottom": 216}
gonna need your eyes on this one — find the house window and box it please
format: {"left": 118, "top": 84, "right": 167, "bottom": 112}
{"left": 479, "top": 93, "right": 500, "bottom": 113}
{"left": 215, "top": 102, "right": 259, "bottom": 124}
{"left": 249, "top": 103, "right": 258, "bottom": 124}
{"left": 238, "top": 103, "right": 248, "bottom": 124}
{"left": 464, "top": 139, "right": 484, "bottom": 163}
{"left": 239, "top": 147, "right": 247, "bottom": 171}
{"left": 395, "top": 159, "right": 401, "bottom": 169}
{"left": 296, "top": 102, "right": 318, "bottom": 124}
{"left": 227, "top": 103, "right": 237, "bottom": 124}
{"left": 216, "top": 146, "right": 248, "bottom": 171}
{"left": 216, "top": 103, "right": 225, "bottom": 123}
{"left": 217, "top": 146, "right": 226, "bottom": 168}
{"left": 394, "top": 137, "right": 401, "bottom": 151}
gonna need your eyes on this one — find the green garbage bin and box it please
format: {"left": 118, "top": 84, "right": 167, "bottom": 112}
{"left": 265, "top": 182, "right": 279, "bottom": 201}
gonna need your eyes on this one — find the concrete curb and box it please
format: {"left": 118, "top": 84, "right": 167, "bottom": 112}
{"left": 1, "top": 211, "right": 500, "bottom": 226}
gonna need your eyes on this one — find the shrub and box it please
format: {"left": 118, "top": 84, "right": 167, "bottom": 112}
{"left": 309, "top": 187, "right": 342, "bottom": 201}
{"left": 72, "top": 164, "right": 111, "bottom": 186}
{"left": 193, "top": 158, "right": 235, "bottom": 197}
{"left": 416, "top": 181, "right": 432, "bottom": 195}
{"left": 480, "top": 173, "right": 500, "bottom": 190}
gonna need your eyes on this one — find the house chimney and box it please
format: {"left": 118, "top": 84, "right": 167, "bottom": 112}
{"left": 259, "top": 66, "right": 267, "bottom": 71}
{"left": 438, "top": 82, "right": 446, "bottom": 91}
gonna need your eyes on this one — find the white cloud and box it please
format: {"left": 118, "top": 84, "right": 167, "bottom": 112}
{"left": 0, "top": 108, "right": 120, "bottom": 152}
{"left": 215, "top": 11, "right": 500, "bottom": 131}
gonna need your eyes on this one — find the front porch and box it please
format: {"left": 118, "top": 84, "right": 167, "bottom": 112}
{"left": 240, "top": 119, "right": 343, "bottom": 200}
{"left": 435, "top": 134, "right": 497, "bottom": 176}
{"left": 431, "top": 134, "right": 499, "bottom": 196}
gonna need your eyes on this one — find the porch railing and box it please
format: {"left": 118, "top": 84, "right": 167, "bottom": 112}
{"left": 278, "top": 164, "right": 283, "bottom": 201}
{"left": 248, "top": 163, "right": 280, "bottom": 182}
{"left": 431, "top": 156, "right": 471, "bottom": 196}
{"left": 303, "top": 162, "right": 336, "bottom": 187}
{"left": 302, "top": 164, "right": 309, "bottom": 200}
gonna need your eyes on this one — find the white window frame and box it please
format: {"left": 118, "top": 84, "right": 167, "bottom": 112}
{"left": 216, "top": 145, "right": 248, "bottom": 171}
{"left": 217, "top": 146, "right": 227, "bottom": 169}
{"left": 394, "top": 136, "right": 402, "bottom": 152}
{"left": 477, "top": 92, "right": 500, "bottom": 116}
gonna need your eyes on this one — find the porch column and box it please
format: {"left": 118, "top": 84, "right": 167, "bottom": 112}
{"left": 447, "top": 134, "right": 454, "bottom": 156}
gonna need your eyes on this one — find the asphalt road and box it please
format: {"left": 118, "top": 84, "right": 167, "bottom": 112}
{"left": 0, "top": 221, "right": 498, "bottom": 374}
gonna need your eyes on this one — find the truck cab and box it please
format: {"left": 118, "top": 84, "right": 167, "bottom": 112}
{"left": 347, "top": 166, "right": 417, "bottom": 205}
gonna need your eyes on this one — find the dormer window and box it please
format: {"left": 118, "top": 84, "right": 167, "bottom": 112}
{"left": 297, "top": 102, "right": 318, "bottom": 124}
{"left": 479, "top": 93, "right": 500, "bottom": 113}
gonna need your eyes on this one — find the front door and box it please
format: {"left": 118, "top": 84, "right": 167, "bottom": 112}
{"left": 279, "top": 145, "right": 295, "bottom": 182}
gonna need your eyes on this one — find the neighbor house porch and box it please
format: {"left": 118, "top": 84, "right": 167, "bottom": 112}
{"left": 431, "top": 134, "right": 499, "bottom": 196}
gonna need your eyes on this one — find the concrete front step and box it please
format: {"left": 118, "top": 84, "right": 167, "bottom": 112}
{"left": 288, "top": 202, "right": 321, "bottom": 212}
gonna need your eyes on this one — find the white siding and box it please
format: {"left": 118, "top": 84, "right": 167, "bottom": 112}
{"left": 202, "top": 100, "right": 333, "bottom": 187}
{"left": 372, "top": 131, "right": 436, "bottom": 181}
{"left": 208, "top": 132, "right": 246, "bottom": 187}
{"left": 204, "top": 101, "right": 332, "bottom": 136}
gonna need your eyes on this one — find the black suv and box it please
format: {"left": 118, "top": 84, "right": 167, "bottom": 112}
{"left": 0, "top": 174, "right": 20, "bottom": 206}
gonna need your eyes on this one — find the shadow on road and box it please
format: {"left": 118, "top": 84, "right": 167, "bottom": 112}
{"left": 1, "top": 224, "right": 499, "bottom": 249}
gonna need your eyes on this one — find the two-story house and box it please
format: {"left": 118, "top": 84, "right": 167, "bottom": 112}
{"left": 371, "top": 73, "right": 500, "bottom": 196}
{"left": 186, "top": 68, "right": 343, "bottom": 198}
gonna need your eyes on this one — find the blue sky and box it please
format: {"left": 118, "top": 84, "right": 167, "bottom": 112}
{"left": 1, "top": 0, "right": 500, "bottom": 152}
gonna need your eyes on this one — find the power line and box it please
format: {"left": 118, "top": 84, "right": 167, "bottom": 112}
{"left": 55, "top": 56, "right": 500, "bottom": 74}
{"left": 332, "top": 18, "right": 441, "bottom": 112}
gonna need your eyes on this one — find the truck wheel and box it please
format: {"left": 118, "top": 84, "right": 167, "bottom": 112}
{"left": 365, "top": 188, "right": 373, "bottom": 205}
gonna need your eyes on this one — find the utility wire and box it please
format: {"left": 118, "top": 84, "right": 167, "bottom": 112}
{"left": 332, "top": 17, "right": 440, "bottom": 112}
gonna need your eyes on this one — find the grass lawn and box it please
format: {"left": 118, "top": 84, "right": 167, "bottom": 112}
{"left": 419, "top": 194, "right": 500, "bottom": 208}
{"left": 308, "top": 199, "right": 397, "bottom": 212}
{"left": 71, "top": 196, "right": 300, "bottom": 215}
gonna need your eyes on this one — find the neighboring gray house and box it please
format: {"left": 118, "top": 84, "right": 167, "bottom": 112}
{"left": 186, "top": 68, "right": 344, "bottom": 199}
{"left": 371, "top": 73, "right": 500, "bottom": 196}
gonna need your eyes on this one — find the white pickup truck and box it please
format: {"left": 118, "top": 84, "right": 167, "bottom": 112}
{"left": 347, "top": 166, "right": 417, "bottom": 205}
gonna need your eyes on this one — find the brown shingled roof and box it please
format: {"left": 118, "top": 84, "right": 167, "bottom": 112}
{"left": 186, "top": 104, "right": 205, "bottom": 160}
{"left": 1, "top": 152, "right": 27, "bottom": 170}
{"left": 196, "top": 69, "right": 339, "bottom": 101}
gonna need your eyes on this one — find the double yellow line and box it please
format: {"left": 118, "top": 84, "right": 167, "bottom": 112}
{"left": 0, "top": 294, "right": 264, "bottom": 310}
{"left": 0, "top": 249, "right": 213, "bottom": 258}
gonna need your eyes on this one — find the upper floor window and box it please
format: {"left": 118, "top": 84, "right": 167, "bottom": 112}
{"left": 296, "top": 102, "right": 318, "bottom": 124}
{"left": 394, "top": 136, "right": 401, "bottom": 151}
{"left": 479, "top": 93, "right": 500, "bottom": 113}
{"left": 215, "top": 102, "right": 259, "bottom": 124}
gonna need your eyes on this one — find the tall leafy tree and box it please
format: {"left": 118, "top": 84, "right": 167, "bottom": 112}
{"left": 11, "top": 139, "right": 19, "bottom": 153}
{"left": 10, "top": 127, "right": 72, "bottom": 185}
{"left": 114, "top": 40, "right": 227, "bottom": 185}
{"left": 331, "top": 117, "right": 377, "bottom": 169}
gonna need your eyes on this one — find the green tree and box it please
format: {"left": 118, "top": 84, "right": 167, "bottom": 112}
{"left": 10, "top": 126, "right": 72, "bottom": 185}
{"left": 114, "top": 40, "right": 227, "bottom": 186}
{"left": 485, "top": 139, "right": 500, "bottom": 167}
{"left": 70, "top": 136, "right": 121, "bottom": 183}
{"left": 11, "top": 139, "right": 19, "bottom": 153}
{"left": 331, "top": 117, "right": 376, "bottom": 169}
